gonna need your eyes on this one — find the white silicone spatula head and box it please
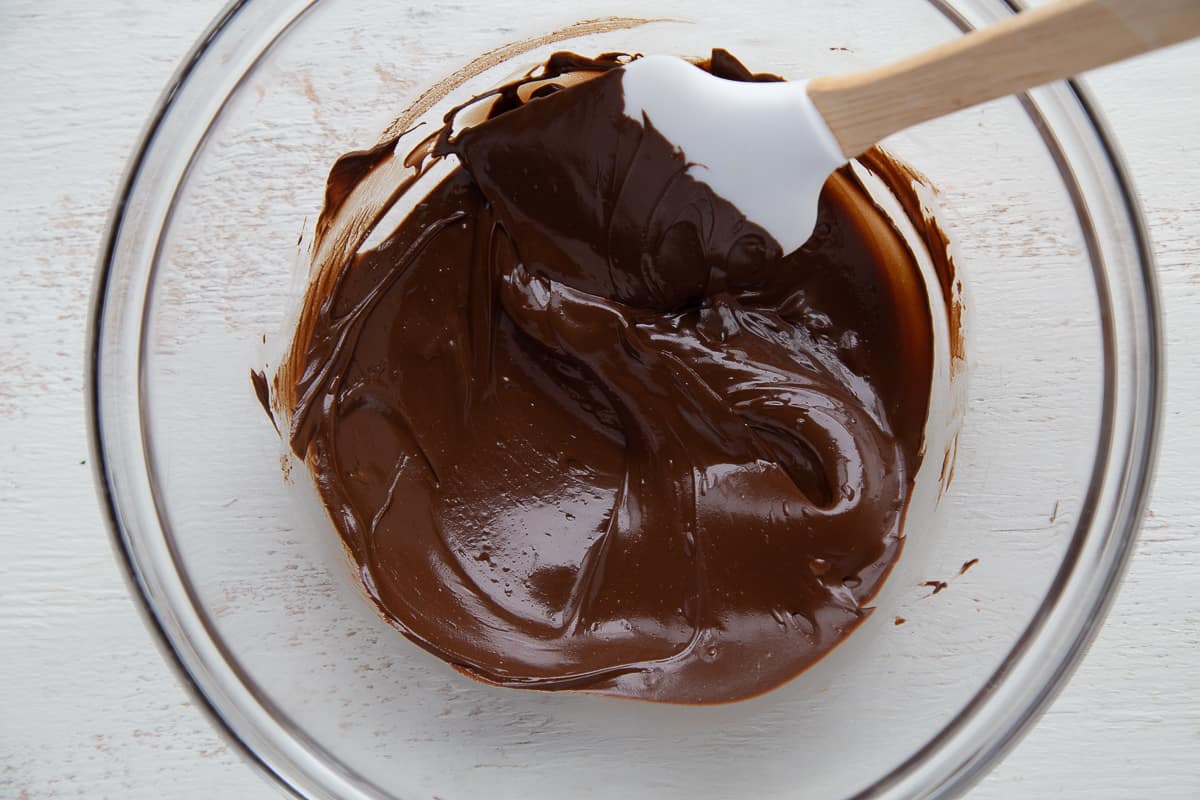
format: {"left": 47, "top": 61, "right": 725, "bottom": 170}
{"left": 620, "top": 0, "right": 1200, "bottom": 254}
{"left": 621, "top": 55, "right": 844, "bottom": 255}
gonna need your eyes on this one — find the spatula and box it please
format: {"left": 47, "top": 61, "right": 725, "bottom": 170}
{"left": 621, "top": 0, "right": 1200, "bottom": 253}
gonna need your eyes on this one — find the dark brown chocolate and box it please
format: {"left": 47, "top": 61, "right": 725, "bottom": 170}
{"left": 277, "top": 50, "right": 940, "bottom": 704}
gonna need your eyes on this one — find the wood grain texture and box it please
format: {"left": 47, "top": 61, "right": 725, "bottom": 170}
{"left": 0, "top": 1, "right": 1196, "bottom": 798}
{"left": 808, "top": 0, "right": 1200, "bottom": 157}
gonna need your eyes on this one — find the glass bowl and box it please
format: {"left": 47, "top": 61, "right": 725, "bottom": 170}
{"left": 89, "top": 0, "right": 1162, "bottom": 798}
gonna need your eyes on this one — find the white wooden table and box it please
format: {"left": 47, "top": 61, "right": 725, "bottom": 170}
{"left": 1, "top": 1, "right": 1197, "bottom": 797}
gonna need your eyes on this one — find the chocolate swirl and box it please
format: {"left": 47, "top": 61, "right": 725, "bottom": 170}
{"left": 278, "top": 50, "right": 938, "bottom": 704}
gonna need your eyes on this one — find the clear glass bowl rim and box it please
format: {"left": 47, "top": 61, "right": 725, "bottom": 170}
{"left": 87, "top": 0, "right": 1164, "bottom": 798}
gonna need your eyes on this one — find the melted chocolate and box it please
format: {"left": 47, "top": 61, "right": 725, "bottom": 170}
{"left": 278, "top": 50, "right": 940, "bottom": 704}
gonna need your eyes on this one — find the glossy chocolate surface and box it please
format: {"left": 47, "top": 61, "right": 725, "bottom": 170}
{"left": 279, "top": 51, "right": 939, "bottom": 703}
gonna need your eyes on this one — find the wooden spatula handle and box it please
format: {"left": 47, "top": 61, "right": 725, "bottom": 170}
{"left": 807, "top": 0, "right": 1200, "bottom": 158}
